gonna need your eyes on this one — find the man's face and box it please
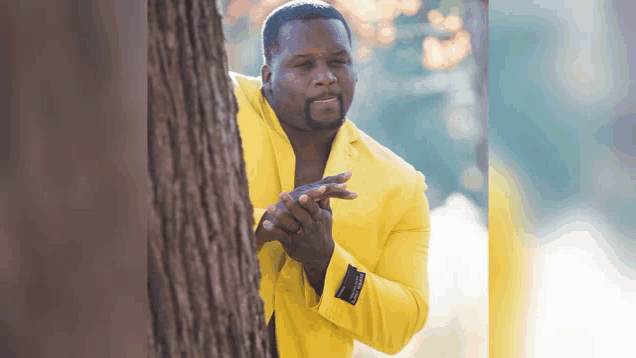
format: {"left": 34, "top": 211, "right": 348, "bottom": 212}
{"left": 262, "top": 18, "right": 357, "bottom": 131}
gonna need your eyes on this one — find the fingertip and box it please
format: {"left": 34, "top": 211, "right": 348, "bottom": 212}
{"left": 263, "top": 220, "right": 272, "bottom": 229}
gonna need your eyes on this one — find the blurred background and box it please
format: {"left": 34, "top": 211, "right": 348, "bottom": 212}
{"left": 489, "top": 0, "right": 635, "bottom": 356}
{"left": 219, "top": 0, "right": 488, "bottom": 357}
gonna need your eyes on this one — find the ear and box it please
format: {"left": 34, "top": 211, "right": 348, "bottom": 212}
{"left": 261, "top": 65, "right": 272, "bottom": 92}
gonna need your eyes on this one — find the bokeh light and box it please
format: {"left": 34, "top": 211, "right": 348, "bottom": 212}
{"left": 461, "top": 165, "right": 485, "bottom": 192}
{"left": 447, "top": 106, "right": 479, "bottom": 141}
{"left": 422, "top": 10, "right": 471, "bottom": 70}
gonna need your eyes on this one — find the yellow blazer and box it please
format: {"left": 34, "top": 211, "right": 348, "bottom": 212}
{"left": 231, "top": 72, "right": 430, "bottom": 357}
{"left": 489, "top": 164, "right": 528, "bottom": 358}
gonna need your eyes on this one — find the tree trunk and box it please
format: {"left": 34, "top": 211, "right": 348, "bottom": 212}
{"left": 1, "top": 1, "right": 148, "bottom": 357}
{"left": 463, "top": 0, "right": 489, "bottom": 207}
{"left": 147, "top": 0, "right": 270, "bottom": 357}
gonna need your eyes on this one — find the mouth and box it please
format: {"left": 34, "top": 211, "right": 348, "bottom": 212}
{"left": 305, "top": 95, "right": 345, "bottom": 129}
{"left": 313, "top": 97, "right": 338, "bottom": 104}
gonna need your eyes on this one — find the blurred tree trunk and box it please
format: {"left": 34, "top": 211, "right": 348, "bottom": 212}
{"left": 610, "top": 0, "right": 635, "bottom": 170}
{"left": 464, "top": 0, "right": 488, "bottom": 205}
{"left": 147, "top": 0, "right": 270, "bottom": 357}
{"left": 1, "top": 1, "right": 147, "bottom": 358}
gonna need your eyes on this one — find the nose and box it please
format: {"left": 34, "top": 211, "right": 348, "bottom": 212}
{"left": 313, "top": 66, "right": 336, "bottom": 87}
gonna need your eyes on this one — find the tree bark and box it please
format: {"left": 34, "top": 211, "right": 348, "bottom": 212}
{"left": 147, "top": 0, "right": 270, "bottom": 357}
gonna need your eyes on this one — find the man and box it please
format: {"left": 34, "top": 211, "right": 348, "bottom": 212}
{"left": 230, "top": 1, "right": 430, "bottom": 356}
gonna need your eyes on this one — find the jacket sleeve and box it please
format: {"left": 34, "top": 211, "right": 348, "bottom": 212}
{"left": 302, "top": 171, "right": 430, "bottom": 354}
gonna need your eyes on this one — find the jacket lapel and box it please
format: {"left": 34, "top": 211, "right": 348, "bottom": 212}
{"left": 258, "top": 88, "right": 297, "bottom": 194}
{"left": 322, "top": 120, "right": 359, "bottom": 213}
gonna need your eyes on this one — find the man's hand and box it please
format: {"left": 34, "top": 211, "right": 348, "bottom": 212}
{"left": 255, "top": 171, "right": 356, "bottom": 248}
{"left": 287, "top": 170, "right": 358, "bottom": 203}
{"left": 263, "top": 192, "right": 337, "bottom": 295}
{"left": 264, "top": 192, "right": 334, "bottom": 264}
{"left": 256, "top": 171, "right": 358, "bottom": 295}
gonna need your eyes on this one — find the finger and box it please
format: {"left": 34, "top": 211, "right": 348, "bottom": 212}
{"left": 267, "top": 204, "right": 300, "bottom": 234}
{"left": 300, "top": 182, "right": 351, "bottom": 200}
{"left": 262, "top": 219, "right": 286, "bottom": 240}
{"left": 292, "top": 185, "right": 327, "bottom": 199}
{"left": 289, "top": 180, "right": 350, "bottom": 201}
{"left": 313, "top": 189, "right": 358, "bottom": 201}
{"left": 289, "top": 185, "right": 328, "bottom": 201}
{"left": 319, "top": 170, "right": 353, "bottom": 184}
{"left": 322, "top": 170, "right": 352, "bottom": 184}
{"left": 300, "top": 183, "right": 345, "bottom": 200}
{"left": 322, "top": 182, "right": 348, "bottom": 193}
{"left": 298, "top": 194, "right": 322, "bottom": 219}
{"left": 263, "top": 220, "right": 294, "bottom": 252}
{"left": 280, "top": 192, "right": 313, "bottom": 227}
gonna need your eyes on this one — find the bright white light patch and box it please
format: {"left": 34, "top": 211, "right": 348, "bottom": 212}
{"left": 531, "top": 217, "right": 636, "bottom": 358}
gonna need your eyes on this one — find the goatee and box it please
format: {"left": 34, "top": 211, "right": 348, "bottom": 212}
{"left": 304, "top": 95, "right": 346, "bottom": 131}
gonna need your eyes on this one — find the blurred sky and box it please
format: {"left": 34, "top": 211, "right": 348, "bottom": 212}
{"left": 490, "top": 0, "right": 635, "bottom": 356}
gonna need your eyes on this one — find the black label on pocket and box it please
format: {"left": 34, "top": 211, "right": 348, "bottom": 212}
{"left": 335, "top": 264, "right": 366, "bottom": 306}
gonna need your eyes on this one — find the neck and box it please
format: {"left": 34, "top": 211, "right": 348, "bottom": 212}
{"left": 279, "top": 120, "right": 338, "bottom": 160}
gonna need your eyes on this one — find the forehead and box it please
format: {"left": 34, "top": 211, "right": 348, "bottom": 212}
{"left": 277, "top": 18, "right": 350, "bottom": 58}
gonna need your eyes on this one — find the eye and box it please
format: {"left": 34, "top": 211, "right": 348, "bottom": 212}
{"left": 331, "top": 59, "right": 347, "bottom": 65}
{"left": 296, "top": 61, "right": 312, "bottom": 68}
